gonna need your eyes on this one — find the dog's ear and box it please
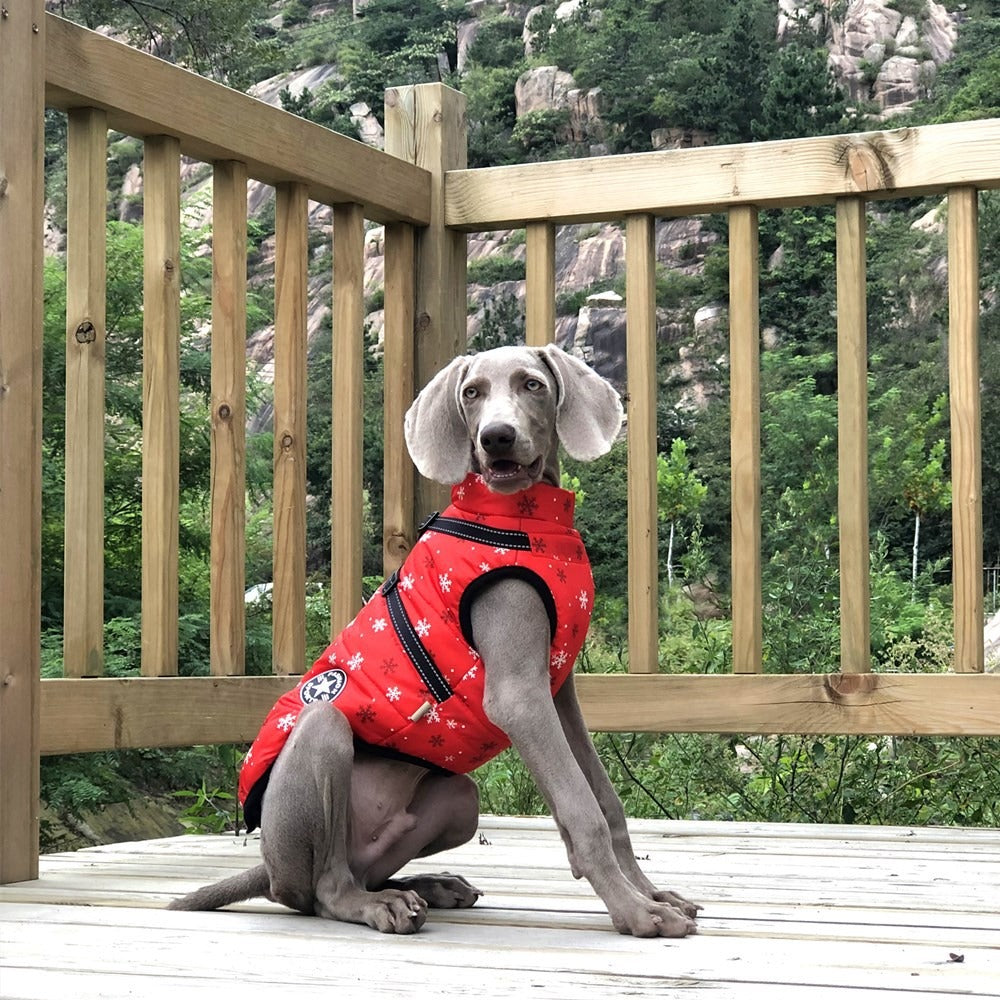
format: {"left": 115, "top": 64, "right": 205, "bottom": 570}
{"left": 538, "top": 345, "right": 623, "bottom": 460}
{"left": 404, "top": 355, "right": 473, "bottom": 483}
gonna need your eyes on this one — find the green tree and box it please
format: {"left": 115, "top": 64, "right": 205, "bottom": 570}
{"left": 657, "top": 439, "right": 707, "bottom": 587}
{"left": 54, "top": 0, "right": 274, "bottom": 88}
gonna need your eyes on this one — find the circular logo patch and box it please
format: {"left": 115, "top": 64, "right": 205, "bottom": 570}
{"left": 299, "top": 668, "right": 348, "bottom": 705}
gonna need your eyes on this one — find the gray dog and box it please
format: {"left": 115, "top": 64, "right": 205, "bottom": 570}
{"left": 169, "top": 344, "right": 699, "bottom": 938}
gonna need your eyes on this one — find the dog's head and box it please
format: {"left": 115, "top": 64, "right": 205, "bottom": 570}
{"left": 404, "top": 345, "right": 623, "bottom": 494}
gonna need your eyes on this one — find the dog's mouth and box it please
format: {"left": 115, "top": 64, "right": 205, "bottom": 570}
{"left": 482, "top": 456, "right": 543, "bottom": 491}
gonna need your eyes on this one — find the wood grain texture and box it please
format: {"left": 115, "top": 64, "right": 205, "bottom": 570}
{"left": 141, "top": 136, "right": 181, "bottom": 678}
{"left": 63, "top": 108, "right": 107, "bottom": 679}
{"left": 272, "top": 184, "right": 309, "bottom": 675}
{"left": 331, "top": 203, "right": 366, "bottom": 635}
{"left": 44, "top": 15, "right": 429, "bottom": 224}
{"left": 209, "top": 161, "right": 248, "bottom": 677}
{"left": 382, "top": 223, "right": 416, "bottom": 577}
{"left": 0, "top": 0, "right": 45, "bottom": 886}
{"left": 729, "top": 206, "right": 762, "bottom": 675}
{"left": 4, "top": 818, "right": 1000, "bottom": 998}
{"left": 445, "top": 118, "right": 1000, "bottom": 229}
{"left": 35, "top": 671, "right": 1000, "bottom": 754}
{"left": 385, "top": 84, "right": 467, "bottom": 520}
{"left": 625, "top": 214, "right": 658, "bottom": 674}
{"left": 836, "top": 197, "right": 871, "bottom": 674}
{"left": 525, "top": 222, "right": 556, "bottom": 347}
{"left": 948, "top": 188, "right": 983, "bottom": 674}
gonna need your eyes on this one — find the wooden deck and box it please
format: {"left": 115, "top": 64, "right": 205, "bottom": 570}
{"left": 1, "top": 817, "right": 998, "bottom": 998}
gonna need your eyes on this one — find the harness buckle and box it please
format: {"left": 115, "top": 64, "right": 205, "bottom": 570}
{"left": 381, "top": 570, "right": 399, "bottom": 596}
{"left": 417, "top": 511, "right": 440, "bottom": 534}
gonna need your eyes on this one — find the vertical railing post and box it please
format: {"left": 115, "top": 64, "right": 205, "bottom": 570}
{"left": 0, "top": 0, "right": 45, "bottom": 885}
{"left": 141, "top": 135, "right": 181, "bottom": 677}
{"left": 948, "top": 187, "right": 983, "bottom": 673}
{"left": 384, "top": 83, "right": 467, "bottom": 521}
{"left": 64, "top": 107, "right": 108, "bottom": 678}
{"left": 625, "top": 213, "right": 659, "bottom": 673}
{"left": 836, "top": 197, "right": 871, "bottom": 674}
{"left": 382, "top": 222, "right": 416, "bottom": 577}
{"left": 210, "top": 160, "right": 248, "bottom": 676}
{"left": 331, "top": 202, "right": 366, "bottom": 634}
{"left": 526, "top": 222, "right": 556, "bottom": 347}
{"left": 729, "top": 205, "right": 762, "bottom": 674}
{"left": 272, "top": 182, "right": 309, "bottom": 674}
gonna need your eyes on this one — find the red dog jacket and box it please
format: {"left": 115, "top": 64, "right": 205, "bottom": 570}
{"left": 239, "top": 473, "right": 595, "bottom": 830}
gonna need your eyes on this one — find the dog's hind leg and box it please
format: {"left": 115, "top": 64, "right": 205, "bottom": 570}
{"left": 262, "top": 703, "right": 428, "bottom": 933}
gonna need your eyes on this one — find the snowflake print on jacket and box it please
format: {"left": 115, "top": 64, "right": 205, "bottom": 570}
{"left": 239, "top": 473, "right": 594, "bottom": 830}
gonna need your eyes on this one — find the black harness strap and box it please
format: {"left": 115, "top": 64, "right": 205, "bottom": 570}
{"left": 382, "top": 572, "right": 453, "bottom": 704}
{"left": 419, "top": 512, "right": 532, "bottom": 551}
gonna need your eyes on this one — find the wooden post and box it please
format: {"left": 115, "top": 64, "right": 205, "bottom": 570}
{"left": 948, "top": 187, "right": 983, "bottom": 673}
{"left": 729, "top": 206, "right": 762, "bottom": 674}
{"left": 625, "top": 214, "right": 658, "bottom": 674}
{"left": 210, "top": 160, "right": 248, "bottom": 677}
{"left": 382, "top": 223, "right": 416, "bottom": 577}
{"left": 384, "top": 83, "right": 467, "bottom": 521}
{"left": 64, "top": 107, "right": 107, "bottom": 678}
{"left": 141, "top": 135, "right": 181, "bottom": 677}
{"left": 331, "top": 202, "right": 366, "bottom": 634}
{"left": 0, "top": 0, "right": 45, "bottom": 885}
{"left": 526, "top": 222, "right": 556, "bottom": 347}
{"left": 836, "top": 197, "right": 871, "bottom": 674}
{"left": 272, "top": 183, "right": 309, "bottom": 674}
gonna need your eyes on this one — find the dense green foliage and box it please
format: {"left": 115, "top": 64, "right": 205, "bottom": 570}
{"left": 40, "top": 0, "right": 1000, "bottom": 840}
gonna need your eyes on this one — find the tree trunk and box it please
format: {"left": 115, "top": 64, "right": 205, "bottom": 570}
{"left": 911, "top": 510, "right": 921, "bottom": 592}
{"left": 667, "top": 518, "right": 676, "bottom": 588}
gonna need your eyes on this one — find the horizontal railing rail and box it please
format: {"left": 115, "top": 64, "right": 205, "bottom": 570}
{"left": 2, "top": 6, "right": 998, "bottom": 884}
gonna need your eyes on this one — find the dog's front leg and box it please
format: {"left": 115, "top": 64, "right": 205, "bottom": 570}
{"left": 553, "top": 675, "right": 700, "bottom": 919}
{"left": 471, "top": 580, "right": 696, "bottom": 938}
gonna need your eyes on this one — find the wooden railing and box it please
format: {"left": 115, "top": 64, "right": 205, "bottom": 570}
{"left": 2, "top": 6, "right": 999, "bottom": 883}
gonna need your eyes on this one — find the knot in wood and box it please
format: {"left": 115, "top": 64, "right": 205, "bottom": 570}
{"left": 280, "top": 432, "right": 294, "bottom": 451}
{"left": 75, "top": 321, "right": 97, "bottom": 344}
{"left": 416, "top": 311, "right": 432, "bottom": 334}
{"left": 217, "top": 403, "right": 232, "bottom": 421}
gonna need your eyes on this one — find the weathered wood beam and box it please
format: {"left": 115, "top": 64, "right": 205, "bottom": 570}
{"left": 37, "top": 672, "right": 1000, "bottom": 754}
{"left": 445, "top": 119, "right": 1000, "bottom": 229}
{"left": 43, "top": 14, "right": 430, "bottom": 224}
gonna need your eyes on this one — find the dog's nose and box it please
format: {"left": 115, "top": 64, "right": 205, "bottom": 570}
{"left": 479, "top": 422, "right": 516, "bottom": 456}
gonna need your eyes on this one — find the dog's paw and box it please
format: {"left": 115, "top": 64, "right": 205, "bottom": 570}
{"left": 384, "top": 872, "right": 482, "bottom": 909}
{"left": 649, "top": 888, "right": 702, "bottom": 919}
{"left": 362, "top": 888, "right": 428, "bottom": 934}
{"left": 610, "top": 899, "right": 698, "bottom": 939}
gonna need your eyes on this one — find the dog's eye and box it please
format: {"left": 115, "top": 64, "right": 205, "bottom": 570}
{"left": 462, "top": 386, "right": 479, "bottom": 400}
{"left": 525, "top": 378, "right": 543, "bottom": 392}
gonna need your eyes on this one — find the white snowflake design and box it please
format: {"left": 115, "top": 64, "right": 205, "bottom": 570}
{"left": 276, "top": 713, "right": 297, "bottom": 732}
{"left": 372, "top": 617, "right": 388, "bottom": 632}
{"left": 326, "top": 650, "right": 338, "bottom": 664}
{"left": 467, "top": 645, "right": 481, "bottom": 660}
{"left": 577, "top": 590, "right": 590, "bottom": 610}
{"left": 446, "top": 719, "right": 459, "bottom": 730}
{"left": 462, "top": 664, "right": 479, "bottom": 682}
{"left": 400, "top": 573, "right": 416, "bottom": 591}
{"left": 415, "top": 618, "right": 432, "bottom": 638}
{"left": 424, "top": 706, "right": 441, "bottom": 724}
{"left": 478, "top": 561, "right": 491, "bottom": 573}
{"left": 456, "top": 485, "right": 467, "bottom": 499}
{"left": 347, "top": 652, "right": 365, "bottom": 671}
{"left": 551, "top": 649, "right": 569, "bottom": 670}
{"left": 438, "top": 573, "right": 452, "bottom": 593}
{"left": 493, "top": 545, "right": 510, "bottom": 556}
{"left": 386, "top": 686, "right": 402, "bottom": 702}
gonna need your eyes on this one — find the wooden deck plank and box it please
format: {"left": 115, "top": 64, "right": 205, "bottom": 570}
{"left": 2, "top": 819, "right": 997, "bottom": 999}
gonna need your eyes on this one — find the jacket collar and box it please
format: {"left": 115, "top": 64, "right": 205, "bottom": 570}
{"left": 449, "top": 473, "right": 576, "bottom": 527}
